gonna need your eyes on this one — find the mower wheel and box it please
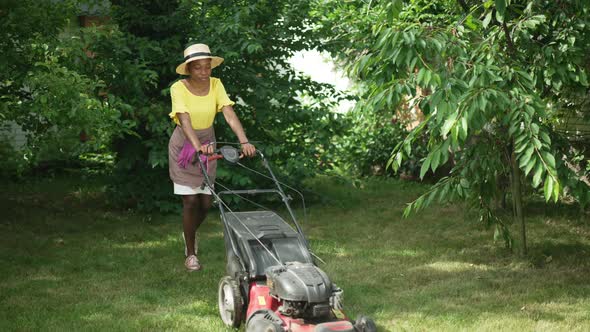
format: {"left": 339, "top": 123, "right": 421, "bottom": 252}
{"left": 218, "top": 276, "right": 244, "bottom": 328}
{"left": 246, "top": 313, "right": 282, "bottom": 332}
{"left": 353, "top": 315, "right": 377, "bottom": 332}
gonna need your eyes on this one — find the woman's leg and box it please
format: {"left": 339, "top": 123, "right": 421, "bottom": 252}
{"left": 195, "top": 193, "right": 213, "bottom": 229}
{"left": 182, "top": 193, "right": 213, "bottom": 257}
{"left": 182, "top": 195, "right": 199, "bottom": 257}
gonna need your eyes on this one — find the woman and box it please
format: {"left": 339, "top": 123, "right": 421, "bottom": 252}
{"left": 168, "top": 43, "right": 256, "bottom": 271}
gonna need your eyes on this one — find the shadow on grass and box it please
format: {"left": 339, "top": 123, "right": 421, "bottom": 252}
{"left": 0, "top": 177, "right": 236, "bottom": 330}
{"left": 330, "top": 248, "right": 590, "bottom": 330}
{"left": 525, "top": 199, "right": 589, "bottom": 219}
{"left": 0, "top": 223, "right": 234, "bottom": 330}
{"left": 305, "top": 192, "right": 590, "bottom": 330}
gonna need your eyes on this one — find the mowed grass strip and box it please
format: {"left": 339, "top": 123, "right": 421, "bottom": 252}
{"left": 1, "top": 175, "right": 589, "bottom": 331}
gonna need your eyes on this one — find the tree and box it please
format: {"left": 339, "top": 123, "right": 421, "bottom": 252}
{"left": 83, "top": 0, "right": 346, "bottom": 211}
{"left": 1, "top": 0, "right": 346, "bottom": 211}
{"left": 0, "top": 0, "right": 117, "bottom": 168}
{"left": 313, "top": 0, "right": 590, "bottom": 253}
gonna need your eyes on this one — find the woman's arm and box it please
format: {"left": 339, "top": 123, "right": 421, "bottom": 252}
{"left": 177, "top": 113, "right": 212, "bottom": 154}
{"left": 221, "top": 105, "right": 256, "bottom": 156}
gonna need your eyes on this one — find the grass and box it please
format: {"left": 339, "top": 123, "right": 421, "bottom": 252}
{"left": 1, "top": 175, "right": 589, "bottom": 331}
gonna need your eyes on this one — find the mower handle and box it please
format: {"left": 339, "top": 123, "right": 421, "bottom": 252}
{"left": 197, "top": 145, "right": 309, "bottom": 249}
{"left": 198, "top": 145, "right": 261, "bottom": 163}
{"left": 206, "top": 154, "right": 225, "bottom": 162}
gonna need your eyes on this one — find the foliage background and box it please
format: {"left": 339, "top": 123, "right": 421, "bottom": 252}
{"left": 1, "top": 0, "right": 348, "bottom": 212}
{"left": 1, "top": 0, "right": 588, "bottom": 223}
{"left": 311, "top": 0, "right": 590, "bottom": 250}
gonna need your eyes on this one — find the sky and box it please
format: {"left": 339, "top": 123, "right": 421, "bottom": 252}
{"left": 289, "top": 50, "right": 355, "bottom": 113}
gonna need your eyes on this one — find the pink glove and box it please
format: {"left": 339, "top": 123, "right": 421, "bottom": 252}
{"left": 177, "top": 141, "right": 195, "bottom": 169}
{"left": 177, "top": 140, "right": 210, "bottom": 170}
{"left": 198, "top": 150, "right": 208, "bottom": 172}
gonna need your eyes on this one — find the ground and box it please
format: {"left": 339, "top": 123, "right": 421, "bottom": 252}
{"left": 0, "top": 175, "right": 589, "bottom": 331}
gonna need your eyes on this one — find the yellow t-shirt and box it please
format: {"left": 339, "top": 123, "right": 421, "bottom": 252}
{"left": 168, "top": 77, "right": 235, "bottom": 129}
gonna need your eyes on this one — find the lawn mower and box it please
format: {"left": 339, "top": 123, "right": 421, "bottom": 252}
{"left": 197, "top": 145, "right": 377, "bottom": 332}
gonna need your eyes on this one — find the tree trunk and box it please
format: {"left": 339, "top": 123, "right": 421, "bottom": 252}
{"left": 511, "top": 150, "right": 527, "bottom": 256}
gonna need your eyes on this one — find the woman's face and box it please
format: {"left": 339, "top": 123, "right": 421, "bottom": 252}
{"left": 188, "top": 59, "right": 212, "bottom": 81}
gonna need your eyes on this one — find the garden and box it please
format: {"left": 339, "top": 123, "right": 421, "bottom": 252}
{"left": 1, "top": 1, "right": 589, "bottom": 331}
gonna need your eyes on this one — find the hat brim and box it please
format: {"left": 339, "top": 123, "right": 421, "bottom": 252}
{"left": 175, "top": 56, "right": 224, "bottom": 75}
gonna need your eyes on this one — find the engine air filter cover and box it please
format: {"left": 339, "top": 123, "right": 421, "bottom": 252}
{"left": 266, "top": 262, "right": 332, "bottom": 303}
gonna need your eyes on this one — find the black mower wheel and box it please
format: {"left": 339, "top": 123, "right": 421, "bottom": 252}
{"left": 353, "top": 315, "right": 377, "bottom": 332}
{"left": 246, "top": 314, "right": 282, "bottom": 332}
{"left": 218, "top": 276, "right": 244, "bottom": 328}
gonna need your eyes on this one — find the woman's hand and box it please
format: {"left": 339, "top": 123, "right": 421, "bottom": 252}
{"left": 241, "top": 142, "right": 256, "bottom": 157}
{"left": 198, "top": 143, "right": 215, "bottom": 155}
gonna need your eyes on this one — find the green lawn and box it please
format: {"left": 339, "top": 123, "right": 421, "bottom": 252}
{"left": 1, "top": 175, "right": 589, "bottom": 331}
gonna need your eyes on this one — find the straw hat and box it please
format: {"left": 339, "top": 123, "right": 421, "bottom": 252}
{"left": 175, "top": 44, "right": 224, "bottom": 75}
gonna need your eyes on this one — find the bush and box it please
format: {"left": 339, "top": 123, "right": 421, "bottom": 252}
{"left": 335, "top": 109, "right": 427, "bottom": 178}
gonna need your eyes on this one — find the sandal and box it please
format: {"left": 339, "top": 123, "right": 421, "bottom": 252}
{"left": 182, "top": 232, "right": 198, "bottom": 257}
{"left": 185, "top": 255, "right": 202, "bottom": 271}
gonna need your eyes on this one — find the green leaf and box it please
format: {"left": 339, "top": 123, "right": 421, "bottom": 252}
{"left": 541, "top": 151, "right": 556, "bottom": 169}
{"left": 432, "top": 73, "right": 442, "bottom": 86}
{"left": 420, "top": 156, "right": 432, "bottom": 179}
{"left": 514, "top": 132, "right": 528, "bottom": 145}
{"left": 403, "top": 204, "right": 412, "bottom": 218}
{"left": 460, "top": 178, "right": 469, "bottom": 188}
{"left": 415, "top": 196, "right": 424, "bottom": 211}
{"left": 423, "top": 70, "right": 432, "bottom": 86}
{"left": 390, "top": 0, "right": 404, "bottom": 20}
{"left": 431, "top": 149, "right": 441, "bottom": 171}
{"left": 495, "top": 0, "right": 506, "bottom": 22}
{"left": 439, "top": 183, "right": 450, "bottom": 203}
{"left": 246, "top": 43, "right": 260, "bottom": 54}
{"left": 539, "top": 131, "right": 551, "bottom": 145}
{"left": 451, "top": 125, "right": 460, "bottom": 144}
{"left": 391, "top": 152, "right": 403, "bottom": 172}
{"left": 519, "top": 145, "right": 535, "bottom": 168}
{"left": 438, "top": 100, "right": 449, "bottom": 114}
{"left": 431, "top": 38, "right": 442, "bottom": 52}
{"left": 425, "top": 190, "right": 437, "bottom": 206}
{"left": 460, "top": 116, "right": 468, "bottom": 139}
{"left": 417, "top": 68, "right": 425, "bottom": 83}
{"left": 509, "top": 123, "right": 519, "bottom": 136}
{"left": 403, "top": 32, "right": 411, "bottom": 45}
{"left": 442, "top": 113, "right": 457, "bottom": 137}
{"left": 524, "top": 157, "right": 536, "bottom": 176}
{"left": 456, "top": 183, "right": 464, "bottom": 197}
{"left": 544, "top": 175, "right": 553, "bottom": 202}
{"left": 514, "top": 141, "right": 527, "bottom": 154}
{"left": 532, "top": 162, "right": 544, "bottom": 188}
{"left": 483, "top": 11, "right": 493, "bottom": 29}
{"left": 404, "top": 142, "right": 412, "bottom": 155}
{"left": 480, "top": 94, "right": 488, "bottom": 111}
{"left": 553, "top": 180, "right": 560, "bottom": 203}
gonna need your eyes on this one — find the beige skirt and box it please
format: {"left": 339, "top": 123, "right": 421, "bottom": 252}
{"left": 168, "top": 126, "right": 217, "bottom": 194}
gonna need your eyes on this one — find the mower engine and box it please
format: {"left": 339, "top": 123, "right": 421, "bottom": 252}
{"left": 266, "top": 262, "right": 339, "bottom": 319}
